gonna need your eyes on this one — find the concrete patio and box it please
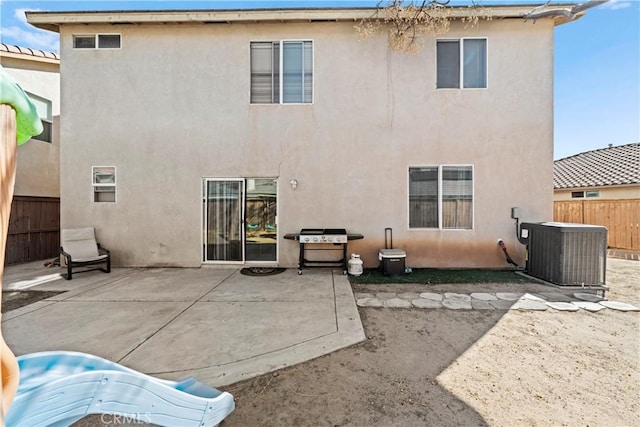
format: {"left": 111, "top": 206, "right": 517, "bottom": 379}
{"left": 1, "top": 262, "right": 365, "bottom": 387}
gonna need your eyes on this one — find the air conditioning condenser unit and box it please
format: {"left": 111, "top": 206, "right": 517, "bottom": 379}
{"left": 520, "top": 222, "right": 607, "bottom": 287}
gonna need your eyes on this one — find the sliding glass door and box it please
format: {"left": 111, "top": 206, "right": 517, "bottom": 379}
{"left": 245, "top": 179, "right": 277, "bottom": 262}
{"left": 203, "top": 178, "right": 277, "bottom": 263}
{"left": 203, "top": 179, "right": 244, "bottom": 262}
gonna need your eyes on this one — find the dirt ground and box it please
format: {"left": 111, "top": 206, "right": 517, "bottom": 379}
{"left": 224, "top": 257, "right": 639, "bottom": 426}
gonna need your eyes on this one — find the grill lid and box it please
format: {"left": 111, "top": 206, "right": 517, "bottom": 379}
{"left": 300, "top": 228, "right": 346, "bottom": 235}
{"left": 323, "top": 228, "right": 347, "bottom": 235}
{"left": 299, "top": 228, "right": 324, "bottom": 235}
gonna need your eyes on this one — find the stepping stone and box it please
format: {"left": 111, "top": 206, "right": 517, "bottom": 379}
{"left": 470, "top": 293, "right": 497, "bottom": 301}
{"left": 444, "top": 293, "right": 471, "bottom": 301}
{"left": 442, "top": 298, "right": 472, "bottom": 310}
{"left": 574, "top": 292, "right": 604, "bottom": 302}
{"left": 599, "top": 301, "right": 640, "bottom": 312}
{"left": 419, "top": 292, "right": 443, "bottom": 301}
{"left": 546, "top": 302, "right": 579, "bottom": 311}
{"left": 376, "top": 292, "right": 397, "bottom": 300}
{"left": 573, "top": 301, "right": 606, "bottom": 312}
{"left": 471, "top": 300, "right": 495, "bottom": 310}
{"left": 539, "top": 292, "right": 573, "bottom": 302}
{"left": 354, "top": 292, "right": 375, "bottom": 299}
{"left": 510, "top": 300, "right": 547, "bottom": 311}
{"left": 398, "top": 292, "right": 421, "bottom": 300}
{"left": 489, "top": 300, "right": 514, "bottom": 310}
{"left": 496, "top": 292, "right": 523, "bottom": 301}
{"left": 520, "top": 293, "right": 546, "bottom": 301}
{"left": 412, "top": 299, "right": 442, "bottom": 309}
{"left": 357, "top": 297, "right": 383, "bottom": 308}
{"left": 384, "top": 297, "right": 412, "bottom": 308}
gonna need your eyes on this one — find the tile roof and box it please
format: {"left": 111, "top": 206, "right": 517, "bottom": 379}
{"left": 554, "top": 143, "right": 640, "bottom": 189}
{"left": 0, "top": 43, "right": 60, "bottom": 61}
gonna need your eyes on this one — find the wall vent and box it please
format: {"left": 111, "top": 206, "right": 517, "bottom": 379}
{"left": 521, "top": 222, "right": 607, "bottom": 286}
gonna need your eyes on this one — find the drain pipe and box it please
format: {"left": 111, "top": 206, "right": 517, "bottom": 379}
{"left": 524, "top": 0, "right": 609, "bottom": 22}
{"left": 497, "top": 239, "right": 520, "bottom": 269}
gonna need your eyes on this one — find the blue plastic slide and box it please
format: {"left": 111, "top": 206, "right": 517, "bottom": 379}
{"left": 6, "top": 351, "right": 235, "bottom": 427}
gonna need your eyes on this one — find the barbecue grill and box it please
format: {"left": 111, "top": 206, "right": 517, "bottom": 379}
{"left": 284, "top": 228, "right": 364, "bottom": 274}
{"left": 299, "top": 228, "right": 348, "bottom": 244}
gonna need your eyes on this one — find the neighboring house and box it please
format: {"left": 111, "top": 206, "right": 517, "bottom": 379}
{"left": 554, "top": 143, "right": 640, "bottom": 250}
{"left": 26, "top": 5, "right": 580, "bottom": 269}
{"left": 1, "top": 44, "right": 60, "bottom": 265}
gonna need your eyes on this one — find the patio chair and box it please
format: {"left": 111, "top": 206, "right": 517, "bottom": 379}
{"left": 60, "top": 227, "right": 110, "bottom": 280}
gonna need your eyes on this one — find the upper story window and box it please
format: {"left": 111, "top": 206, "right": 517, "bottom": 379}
{"left": 250, "top": 41, "right": 313, "bottom": 104}
{"left": 26, "top": 92, "right": 52, "bottom": 143}
{"left": 73, "top": 34, "right": 121, "bottom": 49}
{"left": 409, "top": 165, "right": 473, "bottom": 229}
{"left": 437, "top": 38, "right": 487, "bottom": 89}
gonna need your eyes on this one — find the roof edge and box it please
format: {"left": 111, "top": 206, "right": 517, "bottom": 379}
{"left": 26, "top": 4, "right": 580, "bottom": 33}
{"left": 554, "top": 182, "right": 640, "bottom": 190}
{"left": 555, "top": 142, "right": 640, "bottom": 162}
{"left": 0, "top": 43, "right": 60, "bottom": 63}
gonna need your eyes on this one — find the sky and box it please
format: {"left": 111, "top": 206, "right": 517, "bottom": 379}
{"left": 1, "top": 0, "right": 638, "bottom": 159}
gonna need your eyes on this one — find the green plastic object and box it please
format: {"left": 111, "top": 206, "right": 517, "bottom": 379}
{"left": 0, "top": 65, "right": 43, "bottom": 145}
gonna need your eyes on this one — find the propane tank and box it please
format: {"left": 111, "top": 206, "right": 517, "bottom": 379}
{"left": 348, "top": 253, "right": 363, "bottom": 276}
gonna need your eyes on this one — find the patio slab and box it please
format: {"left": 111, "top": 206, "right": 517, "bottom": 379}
{"left": 121, "top": 300, "right": 337, "bottom": 373}
{"left": 2, "top": 262, "right": 365, "bottom": 387}
{"left": 3, "top": 301, "right": 190, "bottom": 362}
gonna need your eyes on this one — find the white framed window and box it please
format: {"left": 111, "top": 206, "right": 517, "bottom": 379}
{"left": 73, "top": 34, "right": 121, "bottom": 49}
{"left": 409, "top": 165, "right": 473, "bottom": 229}
{"left": 437, "top": 38, "right": 487, "bottom": 89}
{"left": 92, "top": 166, "right": 116, "bottom": 203}
{"left": 572, "top": 190, "right": 601, "bottom": 198}
{"left": 250, "top": 40, "right": 313, "bottom": 104}
{"left": 26, "top": 92, "right": 52, "bottom": 143}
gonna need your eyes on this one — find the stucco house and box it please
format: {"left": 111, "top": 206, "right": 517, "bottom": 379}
{"left": 1, "top": 44, "right": 60, "bottom": 264}
{"left": 26, "top": 4, "right": 584, "bottom": 269}
{"left": 554, "top": 142, "right": 640, "bottom": 250}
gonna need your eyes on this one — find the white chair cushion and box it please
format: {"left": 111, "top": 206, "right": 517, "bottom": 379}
{"left": 73, "top": 254, "right": 108, "bottom": 263}
{"left": 61, "top": 227, "right": 100, "bottom": 260}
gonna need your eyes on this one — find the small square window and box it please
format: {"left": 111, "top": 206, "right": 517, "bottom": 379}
{"left": 586, "top": 191, "right": 600, "bottom": 198}
{"left": 409, "top": 165, "right": 473, "bottom": 229}
{"left": 250, "top": 40, "right": 313, "bottom": 104}
{"left": 437, "top": 38, "right": 487, "bottom": 89}
{"left": 571, "top": 191, "right": 585, "bottom": 198}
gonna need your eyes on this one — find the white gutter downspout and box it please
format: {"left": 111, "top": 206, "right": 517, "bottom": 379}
{"left": 524, "top": 0, "right": 609, "bottom": 22}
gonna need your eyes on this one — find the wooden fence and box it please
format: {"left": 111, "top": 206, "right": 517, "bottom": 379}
{"left": 5, "top": 196, "right": 60, "bottom": 265}
{"left": 553, "top": 199, "right": 640, "bottom": 251}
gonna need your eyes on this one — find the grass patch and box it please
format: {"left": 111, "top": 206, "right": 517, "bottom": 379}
{"left": 349, "top": 268, "right": 528, "bottom": 285}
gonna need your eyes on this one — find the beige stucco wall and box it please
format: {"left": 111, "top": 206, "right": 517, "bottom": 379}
{"left": 554, "top": 185, "right": 640, "bottom": 201}
{"left": 58, "top": 18, "right": 554, "bottom": 268}
{"left": 1, "top": 56, "right": 60, "bottom": 197}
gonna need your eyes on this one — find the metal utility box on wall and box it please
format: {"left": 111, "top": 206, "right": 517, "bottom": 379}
{"left": 520, "top": 222, "right": 607, "bottom": 287}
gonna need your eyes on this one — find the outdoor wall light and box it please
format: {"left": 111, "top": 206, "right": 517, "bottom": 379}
{"left": 290, "top": 179, "right": 298, "bottom": 190}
